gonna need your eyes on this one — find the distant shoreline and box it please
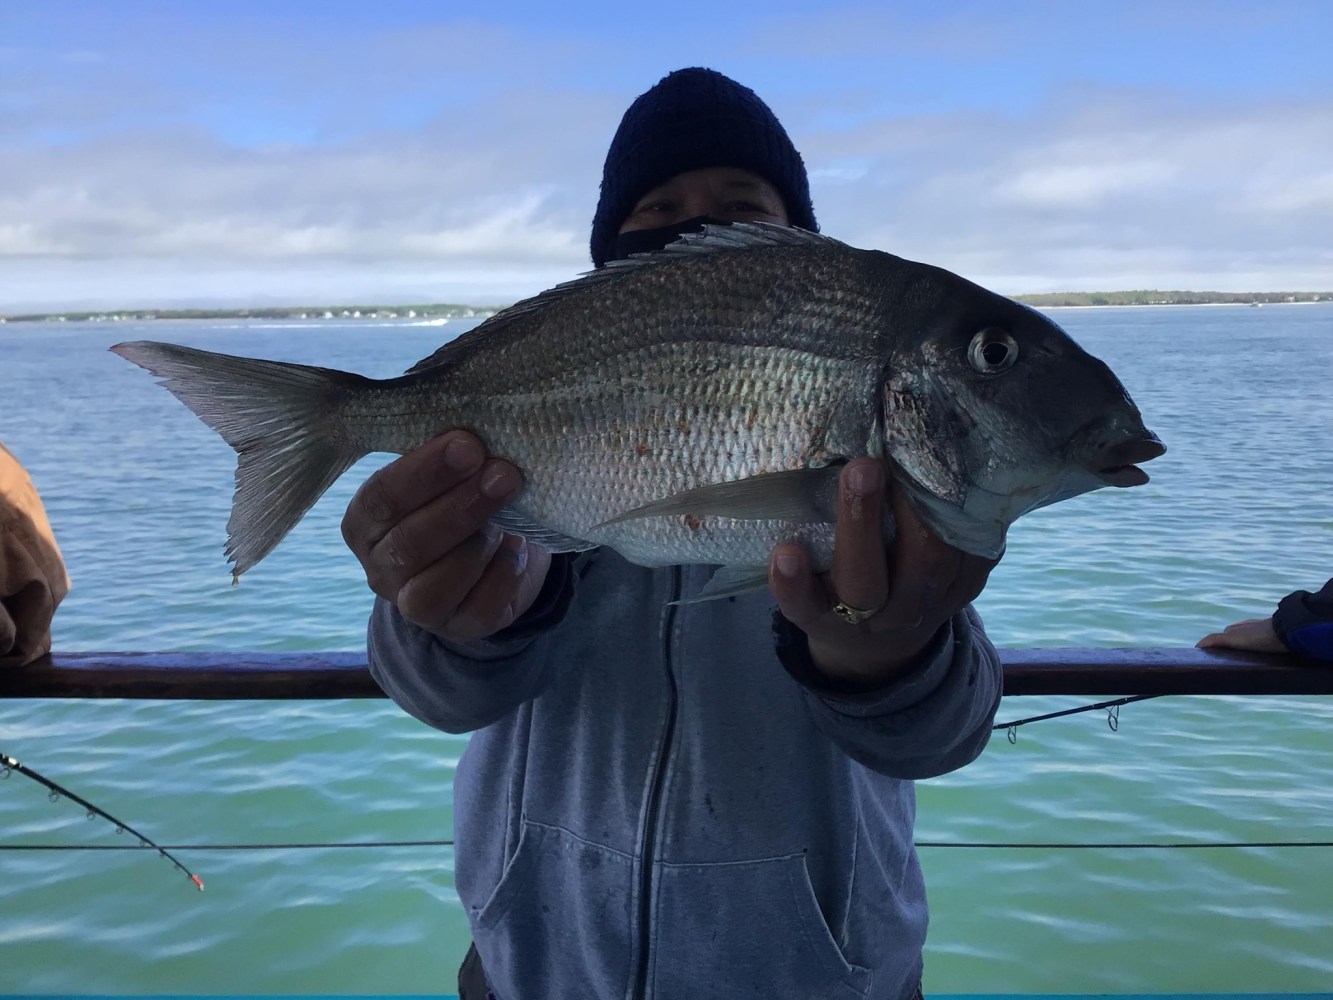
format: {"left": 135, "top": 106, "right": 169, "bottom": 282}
{"left": 2, "top": 292, "right": 1330, "bottom": 324}
{"left": 1014, "top": 291, "right": 1331, "bottom": 308}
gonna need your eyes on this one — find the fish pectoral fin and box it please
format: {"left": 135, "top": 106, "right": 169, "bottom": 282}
{"left": 673, "top": 565, "right": 773, "bottom": 604}
{"left": 594, "top": 466, "right": 844, "bottom": 529}
{"left": 489, "top": 507, "right": 598, "bottom": 554}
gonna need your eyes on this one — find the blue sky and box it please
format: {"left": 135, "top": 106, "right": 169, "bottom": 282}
{"left": 3, "top": 0, "right": 1331, "bottom": 310}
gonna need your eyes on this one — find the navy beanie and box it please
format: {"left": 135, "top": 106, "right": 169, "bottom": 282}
{"left": 590, "top": 67, "right": 817, "bottom": 267}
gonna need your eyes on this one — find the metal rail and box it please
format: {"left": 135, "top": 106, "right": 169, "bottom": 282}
{"left": 0, "top": 648, "right": 1329, "bottom": 700}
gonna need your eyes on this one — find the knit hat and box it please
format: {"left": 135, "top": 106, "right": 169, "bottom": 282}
{"left": 590, "top": 67, "right": 817, "bottom": 267}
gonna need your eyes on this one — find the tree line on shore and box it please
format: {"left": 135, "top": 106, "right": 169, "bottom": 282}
{"left": 5, "top": 291, "right": 1331, "bottom": 323}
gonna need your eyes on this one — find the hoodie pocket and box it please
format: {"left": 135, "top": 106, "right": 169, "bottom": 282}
{"left": 651, "top": 851, "right": 872, "bottom": 999}
{"left": 472, "top": 819, "right": 636, "bottom": 998}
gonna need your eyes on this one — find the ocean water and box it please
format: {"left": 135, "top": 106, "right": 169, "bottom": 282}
{"left": 0, "top": 305, "right": 1331, "bottom": 994}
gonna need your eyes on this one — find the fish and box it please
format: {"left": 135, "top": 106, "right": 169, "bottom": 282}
{"left": 111, "top": 223, "right": 1165, "bottom": 599}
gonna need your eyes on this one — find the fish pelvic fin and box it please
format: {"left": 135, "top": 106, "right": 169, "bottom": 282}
{"left": 489, "top": 506, "right": 599, "bottom": 554}
{"left": 111, "top": 341, "right": 370, "bottom": 579}
{"left": 593, "top": 465, "right": 844, "bottom": 531}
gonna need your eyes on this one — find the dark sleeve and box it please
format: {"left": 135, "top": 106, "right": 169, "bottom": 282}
{"left": 366, "top": 554, "right": 578, "bottom": 734}
{"left": 773, "top": 605, "right": 1003, "bottom": 780}
{"left": 1273, "top": 578, "right": 1333, "bottom": 662}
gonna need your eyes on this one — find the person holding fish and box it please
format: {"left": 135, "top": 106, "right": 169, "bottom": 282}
{"left": 114, "top": 68, "right": 1163, "bottom": 1000}
{"left": 336, "top": 68, "right": 1127, "bottom": 1000}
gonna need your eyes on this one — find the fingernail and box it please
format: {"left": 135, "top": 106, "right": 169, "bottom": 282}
{"left": 481, "top": 523, "right": 503, "bottom": 549}
{"left": 775, "top": 551, "right": 801, "bottom": 577}
{"left": 480, "top": 462, "right": 520, "bottom": 499}
{"left": 444, "top": 436, "right": 483, "bottom": 473}
{"left": 847, "top": 461, "right": 881, "bottom": 495}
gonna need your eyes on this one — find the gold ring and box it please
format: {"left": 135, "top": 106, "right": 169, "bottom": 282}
{"left": 832, "top": 599, "right": 883, "bottom": 625}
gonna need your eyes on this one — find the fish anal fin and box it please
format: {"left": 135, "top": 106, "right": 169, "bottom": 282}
{"left": 672, "top": 565, "right": 772, "bottom": 604}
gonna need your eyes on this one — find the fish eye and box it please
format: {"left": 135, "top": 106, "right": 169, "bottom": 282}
{"left": 967, "top": 328, "right": 1019, "bottom": 375}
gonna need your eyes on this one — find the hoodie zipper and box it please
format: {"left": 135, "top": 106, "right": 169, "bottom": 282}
{"left": 631, "top": 565, "right": 682, "bottom": 1000}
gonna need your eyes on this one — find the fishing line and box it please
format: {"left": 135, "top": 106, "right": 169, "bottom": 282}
{"left": 995, "top": 694, "right": 1162, "bottom": 740}
{"left": 3, "top": 837, "right": 1331, "bottom": 851}
{"left": 1, "top": 750, "right": 203, "bottom": 891}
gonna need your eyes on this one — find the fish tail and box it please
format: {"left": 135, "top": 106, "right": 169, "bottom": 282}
{"left": 111, "top": 341, "right": 371, "bottom": 579}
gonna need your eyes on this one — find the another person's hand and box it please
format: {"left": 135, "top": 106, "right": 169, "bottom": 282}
{"left": 342, "top": 430, "right": 551, "bottom": 643}
{"left": 1196, "top": 617, "right": 1286, "bottom": 654}
{"left": 770, "top": 458, "right": 997, "bottom": 686}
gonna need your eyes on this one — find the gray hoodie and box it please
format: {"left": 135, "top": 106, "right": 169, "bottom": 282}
{"left": 367, "top": 549, "right": 1002, "bottom": 1000}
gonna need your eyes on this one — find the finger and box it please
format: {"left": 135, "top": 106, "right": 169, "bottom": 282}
{"left": 365, "top": 457, "right": 522, "bottom": 591}
{"left": 342, "top": 430, "right": 487, "bottom": 555}
{"left": 1226, "top": 618, "right": 1273, "bottom": 632}
{"left": 446, "top": 536, "right": 553, "bottom": 642}
{"left": 394, "top": 525, "right": 506, "bottom": 633}
{"left": 879, "top": 480, "right": 960, "bottom": 628}
{"left": 769, "top": 542, "right": 828, "bottom": 628}
{"left": 828, "top": 458, "right": 889, "bottom": 613}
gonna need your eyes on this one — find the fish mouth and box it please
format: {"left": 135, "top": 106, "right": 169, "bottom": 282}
{"left": 1089, "top": 436, "right": 1167, "bottom": 488}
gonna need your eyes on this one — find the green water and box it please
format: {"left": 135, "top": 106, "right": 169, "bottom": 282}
{"left": 1, "top": 306, "right": 1331, "bottom": 993}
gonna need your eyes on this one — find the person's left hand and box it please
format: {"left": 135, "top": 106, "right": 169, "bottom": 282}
{"left": 770, "top": 458, "right": 998, "bottom": 686}
{"left": 1196, "top": 617, "right": 1286, "bottom": 654}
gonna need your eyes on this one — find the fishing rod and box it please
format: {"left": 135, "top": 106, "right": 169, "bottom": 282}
{"left": 994, "top": 693, "right": 1163, "bottom": 740}
{"left": 1, "top": 749, "right": 203, "bottom": 891}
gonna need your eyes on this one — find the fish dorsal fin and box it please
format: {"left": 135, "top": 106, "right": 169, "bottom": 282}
{"left": 593, "top": 465, "right": 844, "bottom": 530}
{"left": 405, "top": 223, "right": 846, "bottom": 375}
{"left": 611, "top": 220, "right": 845, "bottom": 261}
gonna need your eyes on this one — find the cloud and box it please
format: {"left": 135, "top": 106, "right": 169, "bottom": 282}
{"left": 2, "top": 7, "right": 1331, "bottom": 311}
{"left": 801, "top": 91, "right": 1333, "bottom": 292}
{"left": 0, "top": 77, "right": 612, "bottom": 310}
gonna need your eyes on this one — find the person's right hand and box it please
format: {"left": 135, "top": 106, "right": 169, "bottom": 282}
{"left": 342, "top": 430, "right": 551, "bottom": 642}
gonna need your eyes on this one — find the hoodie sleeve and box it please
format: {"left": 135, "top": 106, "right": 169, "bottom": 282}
{"left": 1273, "top": 578, "right": 1333, "bottom": 662}
{"left": 772, "top": 605, "right": 1002, "bottom": 780}
{"left": 366, "top": 554, "right": 577, "bottom": 734}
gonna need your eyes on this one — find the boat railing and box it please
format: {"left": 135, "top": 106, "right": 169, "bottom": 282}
{"left": 3, "top": 647, "right": 1331, "bottom": 700}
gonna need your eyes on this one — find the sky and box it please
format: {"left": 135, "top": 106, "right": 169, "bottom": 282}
{"left": 3, "top": 0, "right": 1332, "bottom": 312}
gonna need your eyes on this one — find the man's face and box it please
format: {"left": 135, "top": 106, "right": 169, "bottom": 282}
{"left": 618, "top": 167, "right": 790, "bottom": 233}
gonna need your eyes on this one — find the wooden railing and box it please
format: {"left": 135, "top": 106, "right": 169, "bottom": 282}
{"left": 1, "top": 648, "right": 1330, "bottom": 700}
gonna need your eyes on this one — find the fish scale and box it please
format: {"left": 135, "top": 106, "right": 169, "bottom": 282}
{"left": 440, "top": 343, "right": 874, "bottom": 565}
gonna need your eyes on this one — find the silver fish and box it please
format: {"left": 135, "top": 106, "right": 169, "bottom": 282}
{"left": 112, "top": 224, "right": 1164, "bottom": 598}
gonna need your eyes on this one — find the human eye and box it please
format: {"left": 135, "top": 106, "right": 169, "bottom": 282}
{"left": 633, "top": 198, "right": 675, "bottom": 215}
